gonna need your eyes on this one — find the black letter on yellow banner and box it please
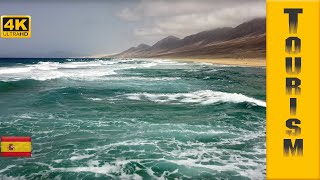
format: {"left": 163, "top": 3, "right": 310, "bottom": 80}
{"left": 284, "top": 139, "right": 303, "bottom": 156}
{"left": 284, "top": 9, "right": 303, "bottom": 33}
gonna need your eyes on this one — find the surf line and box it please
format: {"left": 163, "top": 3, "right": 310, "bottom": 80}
{"left": 284, "top": 8, "right": 303, "bottom": 156}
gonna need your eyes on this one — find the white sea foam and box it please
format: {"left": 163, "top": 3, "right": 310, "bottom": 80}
{"left": 50, "top": 159, "right": 143, "bottom": 179}
{"left": 30, "top": 136, "right": 265, "bottom": 179}
{"left": 14, "top": 113, "right": 33, "bottom": 119}
{"left": 125, "top": 90, "right": 266, "bottom": 107}
{"left": 53, "top": 159, "right": 64, "bottom": 163}
{"left": 0, "top": 59, "right": 160, "bottom": 81}
{"left": 0, "top": 67, "right": 32, "bottom": 74}
{"left": 87, "top": 97, "right": 104, "bottom": 101}
{"left": 76, "top": 138, "right": 264, "bottom": 179}
{"left": 70, "top": 154, "right": 94, "bottom": 161}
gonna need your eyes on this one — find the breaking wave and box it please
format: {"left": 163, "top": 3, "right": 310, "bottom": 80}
{"left": 0, "top": 59, "right": 164, "bottom": 81}
{"left": 125, "top": 90, "right": 266, "bottom": 107}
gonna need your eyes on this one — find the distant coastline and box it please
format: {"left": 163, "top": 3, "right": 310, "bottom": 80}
{"left": 128, "top": 57, "right": 266, "bottom": 67}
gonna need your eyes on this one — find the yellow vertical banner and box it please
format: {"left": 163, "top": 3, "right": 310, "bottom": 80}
{"left": 267, "top": 0, "right": 320, "bottom": 179}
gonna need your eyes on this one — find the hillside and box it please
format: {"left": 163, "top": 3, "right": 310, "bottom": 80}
{"left": 110, "top": 18, "right": 266, "bottom": 59}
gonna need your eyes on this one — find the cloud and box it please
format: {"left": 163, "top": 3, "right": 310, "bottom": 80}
{"left": 117, "top": 7, "right": 141, "bottom": 21}
{"left": 117, "top": 0, "right": 217, "bottom": 21}
{"left": 117, "top": 0, "right": 265, "bottom": 41}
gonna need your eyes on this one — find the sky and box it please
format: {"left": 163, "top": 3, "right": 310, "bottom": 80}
{"left": 0, "top": 0, "right": 265, "bottom": 58}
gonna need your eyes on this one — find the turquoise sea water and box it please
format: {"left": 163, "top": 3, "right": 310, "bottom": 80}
{"left": 0, "top": 58, "right": 266, "bottom": 180}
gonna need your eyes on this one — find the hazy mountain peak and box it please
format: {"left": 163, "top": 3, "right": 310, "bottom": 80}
{"left": 151, "top": 35, "right": 181, "bottom": 50}
{"left": 233, "top": 17, "right": 266, "bottom": 36}
{"left": 137, "top": 44, "right": 151, "bottom": 49}
{"left": 165, "top": 35, "right": 180, "bottom": 40}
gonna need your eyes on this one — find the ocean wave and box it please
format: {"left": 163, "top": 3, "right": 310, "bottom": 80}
{"left": 0, "top": 59, "right": 159, "bottom": 81}
{"left": 102, "top": 76, "right": 181, "bottom": 81}
{"left": 0, "top": 165, "right": 16, "bottom": 174}
{"left": 37, "top": 159, "right": 145, "bottom": 179}
{"left": 0, "top": 175, "right": 26, "bottom": 180}
{"left": 125, "top": 90, "right": 266, "bottom": 107}
{"left": 0, "top": 79, "right": 40, "bottom": 92}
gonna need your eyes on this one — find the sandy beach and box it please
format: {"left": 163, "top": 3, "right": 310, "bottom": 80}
{"left": 169, "top": 58, "right": 266, "bottom": 67}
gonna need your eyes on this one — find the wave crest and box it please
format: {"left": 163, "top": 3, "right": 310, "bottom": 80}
{"left": 0, "top": 59, "right": 158, "bottom": 81}
{"left": 125, "top": 90, "right": 266, "bottom": 107}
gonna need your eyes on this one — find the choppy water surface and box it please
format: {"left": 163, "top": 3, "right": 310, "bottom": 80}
{"left": 0, "top": 58, "right": 266, "bottom": 179}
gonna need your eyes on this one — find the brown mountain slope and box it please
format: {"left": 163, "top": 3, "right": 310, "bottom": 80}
{"left": 111, "top": 18, "right": 266, "bottom": 59}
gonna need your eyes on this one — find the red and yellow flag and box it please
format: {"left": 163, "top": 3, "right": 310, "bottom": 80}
{"left": 0, "top": 137, "right": 32, "bottom": 157}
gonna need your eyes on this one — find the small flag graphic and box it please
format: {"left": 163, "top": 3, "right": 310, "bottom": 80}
{"left": 1, "top": 137, "right": 32, "bottom": 157}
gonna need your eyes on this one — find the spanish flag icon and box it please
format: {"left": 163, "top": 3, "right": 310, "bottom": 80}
{"left": 0, "top": 137, "right": 32, "bottom": 157}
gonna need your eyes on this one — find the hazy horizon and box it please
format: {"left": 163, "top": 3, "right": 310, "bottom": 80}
{"left": 0, "top": 0, "right": 265, "bottom": 58}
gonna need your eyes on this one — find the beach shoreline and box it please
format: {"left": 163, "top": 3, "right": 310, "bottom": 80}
{"left": 103, "top": 56, "right": 266, "bottom": 67}
{"left": 159, "top": 58, "right": 266, "bottom": 67}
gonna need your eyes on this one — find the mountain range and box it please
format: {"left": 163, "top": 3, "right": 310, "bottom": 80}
{"left": 109, "top": 18, "right": 266, "bottom": 59}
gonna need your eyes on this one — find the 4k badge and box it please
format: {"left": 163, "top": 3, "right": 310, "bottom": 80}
{"left": 1, "top": 15, "right": 31, "bottom": 38}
